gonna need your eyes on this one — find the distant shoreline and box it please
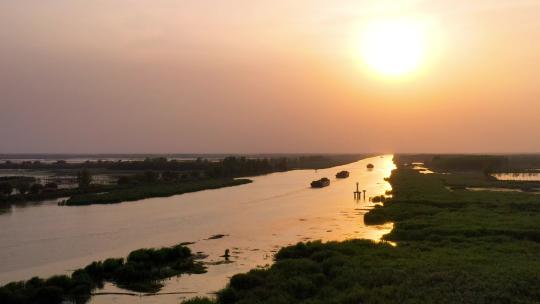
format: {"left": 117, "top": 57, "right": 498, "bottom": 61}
{"left": 1, "top": 154, "right": 366, "bottom": 206}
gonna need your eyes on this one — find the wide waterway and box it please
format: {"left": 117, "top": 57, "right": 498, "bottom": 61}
{"left": 0, "top": 155, "right": 395, "bottom": 303}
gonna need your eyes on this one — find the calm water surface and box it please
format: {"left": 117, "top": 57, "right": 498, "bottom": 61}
{"left": 0, "top": 155, "right": 395, "bottom": 303}
{"left": 492, "top": 172, "right": 540, "bottom": 181}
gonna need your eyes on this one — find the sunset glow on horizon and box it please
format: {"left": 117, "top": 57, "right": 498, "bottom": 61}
{"left": 1, "top": 1, "right": 540, "bottom": 153}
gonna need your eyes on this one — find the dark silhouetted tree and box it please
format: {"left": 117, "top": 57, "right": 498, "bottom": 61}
{"left": 162, "top": 171, "right": 180, "bottom": 182}
{"left": 44, "top": 182, "right": 58, "bottom": 190}
{"left": 117, "top": 176, "right": 133, "bottom": 185}
{"left": 30, "top": 183, "right": 44, "bottom": 194}
{"left": 144, "top": 171, "right": 158, "bottom": 183}
{"left": 0, "top": 182, "right": 13, "bottom": 196}
{"left": 16, "top": 182, "right": 30, "bottom": 195}
{"left": 77, "top": 169, "right": 92, "bottom": 189}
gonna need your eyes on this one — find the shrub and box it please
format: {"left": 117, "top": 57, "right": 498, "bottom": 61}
{"left": 230, "top": 272, "right": 264, "bottom": 290}
{"left": 0, "top": 182, "right": 13, "bottom": 196}
{"left": 16, "top": 182, "right": 30, "bottom": 195}
{"left": 44, "top": 183, "right": 58, "bottom": 189}
{"left": 34, "top": 286, "right": 63, "bottom": 304}
{"left": 182, "top": 297, "right": 215, "bottom": 304}
{"left": 29, "top": 183, "right": 44, "bottom": 194}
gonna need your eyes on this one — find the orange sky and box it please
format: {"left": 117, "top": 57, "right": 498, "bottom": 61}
{"left": 1, "top": 0, "right": 540, "bottom": 153}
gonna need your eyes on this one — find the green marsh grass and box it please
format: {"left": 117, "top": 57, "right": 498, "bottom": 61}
{"left": 186, "top": 166, "right": 540, "bottom": 303}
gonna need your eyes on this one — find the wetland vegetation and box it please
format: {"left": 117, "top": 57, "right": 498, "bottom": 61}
{"left": 187, "top": 154, "right": 540, "bottom": 304}
{"left": 5, "top": 153, "right": 540, "bottom": 303}
{"left": 66, "top": 178, "right": 252, "bottom": 205}
{"left": 0, "top": 244, "right": 204, "bottom": 304}
{"left": 1, "top": 155, "right": 363, "bottom": 206}
{"left": 395, "top": 154, "right": 540, "bottom": 173}
{"left": 0, "top": 155, "right": 365, "bottom": 172}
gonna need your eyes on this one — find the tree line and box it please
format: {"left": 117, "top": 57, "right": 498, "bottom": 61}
{"left": 0, "top": 155, "right": 361, "bottom": 172}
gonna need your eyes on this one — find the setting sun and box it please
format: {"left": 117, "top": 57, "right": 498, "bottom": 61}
{"left": 361, "top": 18, "right": 428, "bottom": 77}
{"left": 3, "top": 2, "right": 540, "bottom": 304}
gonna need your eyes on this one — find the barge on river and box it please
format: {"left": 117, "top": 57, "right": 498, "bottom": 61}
{"left": 311, "top": 177, "right": 330, "bottom": 188}
{"left": 336, "top": 170, "right": 350, "bottom": 178}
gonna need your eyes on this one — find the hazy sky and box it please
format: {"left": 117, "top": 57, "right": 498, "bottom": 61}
{"left": 1, "top": 0, "right": 540, "bottom": 153}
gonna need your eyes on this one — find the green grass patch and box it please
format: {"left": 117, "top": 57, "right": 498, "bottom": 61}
{"left": 0, "top": 244, "right": 205, "bottom": 304}
{"left": 66, "top": 179, "right": 252, "bottom": 205}
{"left": 186, "top": 163, "right": 540, "bottom": 303}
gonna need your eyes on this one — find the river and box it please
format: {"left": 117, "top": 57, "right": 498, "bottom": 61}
{"left": 0, "top": 155, "right": 394, "bottom": 303}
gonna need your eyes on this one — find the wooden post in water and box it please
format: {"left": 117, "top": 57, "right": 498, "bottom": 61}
{"left": 363, "top": 190, "right": 366, "bottom": 200}
{"left": 354, "top": 182, "right": 362, "bottom": 200}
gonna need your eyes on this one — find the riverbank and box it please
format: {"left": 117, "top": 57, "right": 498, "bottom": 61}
{"left": 0, "top": 185, "right": 115, "bottom": 205}
{"left": 196, "top": 160, "right": 540, "bottom": 303}
{"left": 66, "top": 179, "right": 252, "bottom": 205}
{"left": 1, "top": 179, "right": 253, "bottom": 207}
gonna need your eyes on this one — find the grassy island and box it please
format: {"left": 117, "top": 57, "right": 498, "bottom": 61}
{"left": 66, "top": 178, "right": 252, "bottom": 205}
{"left": 189, "top": 156, "right": 540, "bottom": 304}
{"left": 0, "top": 243, "right": 205, "bottom": 304}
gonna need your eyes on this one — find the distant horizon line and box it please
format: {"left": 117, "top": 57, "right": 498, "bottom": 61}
{"left": 1, "top": 152, "right": 540, "bottom": 158}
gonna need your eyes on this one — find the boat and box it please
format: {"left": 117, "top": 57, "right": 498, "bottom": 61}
{"left": 311, "top": 177, "right": 330, "bottom": 188}
{"left": 336, "top": 170, "right": 350, "bottom": 178}
{"left": 367, "top": 163, "right": 374, "bottom": 169}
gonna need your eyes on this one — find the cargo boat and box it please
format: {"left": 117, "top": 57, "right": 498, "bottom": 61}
{"left": 311, "top": 177, "right": 330, "bottom": 188}
{"left": 336, "top": 170, "right": 350, "bottom": 178}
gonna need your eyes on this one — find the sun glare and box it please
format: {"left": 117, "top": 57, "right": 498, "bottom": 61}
{"left": 361, "top": 18, "right": 428, "bottom": 77}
